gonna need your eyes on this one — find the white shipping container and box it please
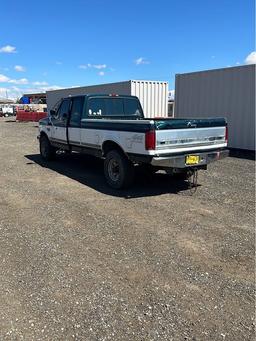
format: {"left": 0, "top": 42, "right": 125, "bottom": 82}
{"left": 46, "top": 80, "right": 168, "bottom": 118}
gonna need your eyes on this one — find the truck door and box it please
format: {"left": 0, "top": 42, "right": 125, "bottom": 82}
{"left": 51, "top": 98, "right": 70, "bottom": 144}
{"left": 68, "top": 96, "right": 84, "bottom": 146}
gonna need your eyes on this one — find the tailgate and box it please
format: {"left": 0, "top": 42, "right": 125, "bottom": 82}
{"left": 154, "top": 118, "right": 227, "bottom": 153}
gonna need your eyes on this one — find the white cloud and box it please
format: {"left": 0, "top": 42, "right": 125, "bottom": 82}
{"left": 9, "top": 78, "right": 29, "bottom": 85}
{"left": 0, "top": 86, "right": 23, "bottom": 99}
{"left": 79, "top": 63, "right": 107, "bottom": 70}
{"left": 135, "top": 57, "right": 150, "bottom": 65}
{"left": 0, "top": 45, "right": 17, "bottom": 53}
{"left": 14, "top": 65, "right": 26, "bottom": 72}
{"left": 56, "top": 61, "right": 63, "bottom": 65}
{"left": 245, "top": 51, "right": 256, "bottom": 64}
{"left": 93, "top": 64, "right": 106, "bottom": 69}
{"left": 98, "top": 71, "right": 105, "bottom": 76}
{"left": 33, "top": 81, "right": 48, "bottom": 86}
{"left": 0, "top": 74, "right": 28, "bottom": 84}
{"left": 40, "top": 85, "right": 63, "bottom": 91}
{"left": 0, "top": 74, "right": 10, "bottom": 82}
{"left": 236, "top": 62, "right": 240, "bottom": 65}
{"left": 0, "top": 84, "right": 63, "bottom": 100}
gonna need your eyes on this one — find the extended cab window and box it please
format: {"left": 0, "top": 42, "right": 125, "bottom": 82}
{"left": 70, "top": 97, "right": 84, "bottom": 127}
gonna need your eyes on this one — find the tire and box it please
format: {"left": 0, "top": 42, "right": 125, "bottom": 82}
{"left": 104, "top": 150, "right": 134, "bottom": 189}
{"left": 39, "top": 134, "right": 56, "bottom": 161}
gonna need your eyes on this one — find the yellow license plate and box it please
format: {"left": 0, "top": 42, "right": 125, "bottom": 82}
{"left": 186, "top": 155, "right": 200, "bottom": 165}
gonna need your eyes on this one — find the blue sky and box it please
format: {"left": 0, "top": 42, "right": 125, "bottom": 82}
{"left": 0, "top": 0, "right": 255, "bottom": 98}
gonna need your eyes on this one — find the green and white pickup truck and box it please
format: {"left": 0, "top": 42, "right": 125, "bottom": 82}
{"left": 38, "top": 94, "right": 228, "bottom": 189}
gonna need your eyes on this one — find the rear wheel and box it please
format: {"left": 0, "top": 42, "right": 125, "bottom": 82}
{"left": 40, "top": 135, "right": 56, "bottom": 161}
{"left": 104, "top": 150, "right": 134, "bottom": 189}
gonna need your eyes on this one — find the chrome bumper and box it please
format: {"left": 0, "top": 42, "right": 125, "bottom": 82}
{"left": 151, "top": 149, "right": 229, "bottom": 168}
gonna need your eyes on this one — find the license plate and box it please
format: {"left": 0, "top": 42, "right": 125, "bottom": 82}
{"left": 185, "top": 155, "right": 200, "bottom": 165}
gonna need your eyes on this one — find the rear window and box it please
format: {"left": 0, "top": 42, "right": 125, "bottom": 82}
{"left": 123, "top": 98, "right": 143, "bottom": 116}
{"left": 105, "top": 98, "right": 124, "bottom": 116}
{"left": 85, "top": 97, "right": 143, "bottom": 118}
{"left": 87, "top": 98, "right": 106, "bottom": 117}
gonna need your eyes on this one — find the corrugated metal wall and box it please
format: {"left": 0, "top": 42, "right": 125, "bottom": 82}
{"left": 131, "top": 80, "right": 168, "bottom": 118}
{"left": 46, "top": 80, "right": 168, "bottom": 118}
{"left": 175, "top": 65, "right": 255, "bottom": 150}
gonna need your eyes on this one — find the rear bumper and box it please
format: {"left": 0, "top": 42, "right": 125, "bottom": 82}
{"left": 151, "top": 149, "right": 229, "bottom": 168}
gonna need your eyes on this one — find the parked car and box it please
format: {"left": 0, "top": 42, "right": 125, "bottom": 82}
{"left": 38, "top": 94, "right": 228, "bottom": 189}
{"left": 2, "top": 105, "right": 15, "bottom": 117}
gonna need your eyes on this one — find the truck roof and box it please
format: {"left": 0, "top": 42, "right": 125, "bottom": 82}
{"left": 62, "top": 94, "right": 139, "bottom": 100}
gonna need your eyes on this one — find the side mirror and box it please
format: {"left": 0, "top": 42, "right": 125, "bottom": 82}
{"left": 50, "top": 109, "right": 56, "bottom": 117}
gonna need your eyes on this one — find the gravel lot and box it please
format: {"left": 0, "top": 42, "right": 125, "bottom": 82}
{"left": 0, "top": 118, "right": 255, "bottom": 341}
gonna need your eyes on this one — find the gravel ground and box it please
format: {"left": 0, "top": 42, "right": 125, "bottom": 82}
{"left": 0, "top": 118, "right": 255, "bottom": 341}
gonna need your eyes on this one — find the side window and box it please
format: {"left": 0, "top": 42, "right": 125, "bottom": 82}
{"left": 70, "top": 97, "right": 84, "bottom": 127}
{"left": 57, "top": 99, "right": 70, "bottom": 122}
{"left": 86, "top": 98, "right": 106, "bottom": 117}
{"left": 105, "top": 98, "right": 124, "bottom": 116}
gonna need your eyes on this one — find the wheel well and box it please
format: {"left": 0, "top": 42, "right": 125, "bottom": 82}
{"left": 102, "top": 141, "right": 126, "bottom": 157}
{"left": 40, "top": 131, "right": 48, "bottom": 139}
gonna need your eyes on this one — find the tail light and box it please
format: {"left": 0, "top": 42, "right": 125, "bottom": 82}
{"left": 145, "top": 130, "right": 156, "bottom": 150}
{"left": 225, "top": 126, "right": 228, "bottom": 142}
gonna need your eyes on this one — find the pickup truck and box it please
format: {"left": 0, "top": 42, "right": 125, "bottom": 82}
{"left": 38, "top": 94, "right": 228, "bottom": 189}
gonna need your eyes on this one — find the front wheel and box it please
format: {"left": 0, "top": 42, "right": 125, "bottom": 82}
{"left": 39, "top": 135, "right": 56, "bottom": 161}
{"left": 104, "top": 150, "right": 134, "bottom": 189}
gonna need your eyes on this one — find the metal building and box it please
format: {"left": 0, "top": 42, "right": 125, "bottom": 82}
{"left": 175, "top": 64, "right": 255, "bottom": 150}
{"left": 46, "top": 80, "right": 169, "bottom": 118}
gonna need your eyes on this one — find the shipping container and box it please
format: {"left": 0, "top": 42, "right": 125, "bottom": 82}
{"left": 175, "top": 64, "right": 255, "bottom": 151}
{"left": 46, "top": 80, "right": 169, "bottom": 118}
